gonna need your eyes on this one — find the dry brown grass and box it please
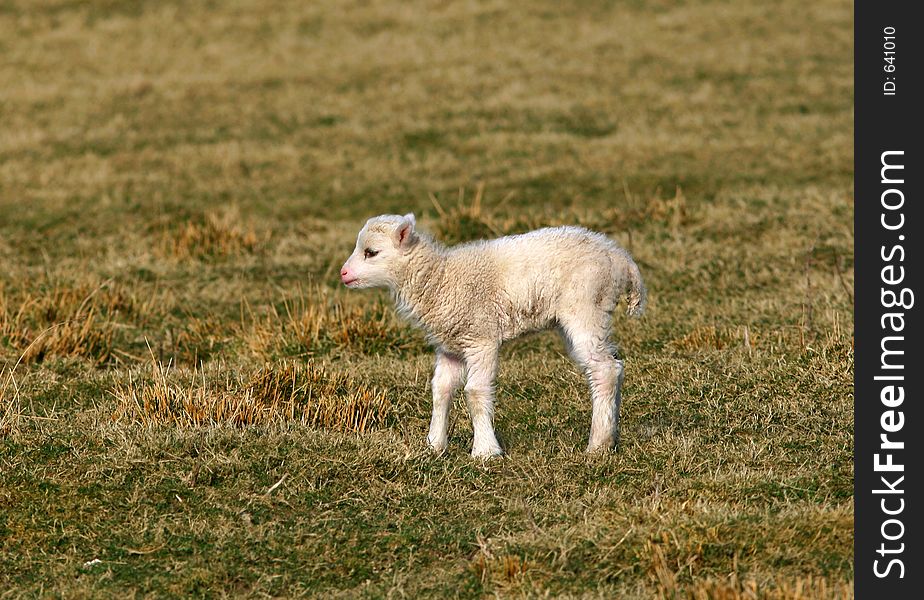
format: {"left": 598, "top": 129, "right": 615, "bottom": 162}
{"left": 0, "top": 367, "right": 20, "bottom": 438}
{"left": 679, "top": 575, "right": 853, "bottom": 600}
{"left": 244, "top": 286, "right": 426, "bottom": 358}
{"left": 668, "top": 325, "right": 759, "bottom": 354}
{"left": 153, "top": 314, "right": 229, "bottom": 366}
{"left": 429, "top": 183, "right": 690, "bottom": 246}
{"left": 472, "top": 551, "right": 532, "bottom": 588}
{"left": 111, "top": 359, "right": 391, "bottom": 432}
{"left": 158, "top": 208, "right": 267, "bottom": 261}
{"left": 0, "top": 279, "right": 156, "bottom": 366}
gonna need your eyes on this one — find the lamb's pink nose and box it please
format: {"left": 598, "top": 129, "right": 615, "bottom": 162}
{"left": 340, "top": 267, "right": 355, "bottom": 284}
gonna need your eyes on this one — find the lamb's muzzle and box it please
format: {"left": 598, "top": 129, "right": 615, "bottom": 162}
{"left": 341, "top": 212, "right": 646, "bottom": 457}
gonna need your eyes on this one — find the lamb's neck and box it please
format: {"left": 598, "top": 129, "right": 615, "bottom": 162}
{"left": 392, "top": 239, "right": 447, "bottom": 326}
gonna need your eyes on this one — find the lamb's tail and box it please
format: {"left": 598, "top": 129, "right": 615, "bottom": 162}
{"left": 621, "top": 253, "right": 647, "bottom": 318}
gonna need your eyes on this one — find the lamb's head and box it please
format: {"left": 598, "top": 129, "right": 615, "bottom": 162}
{"left": 340, "top": 213, "right": 418, "bottom": 289}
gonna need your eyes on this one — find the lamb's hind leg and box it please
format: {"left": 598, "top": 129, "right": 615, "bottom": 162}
{"left": 428, "top": 350, "right": 464, "bottom": 453}
{"left": 586, "top": 354, "right": 624, "bottom": 452}
{"left": 463, "top": 346, "right": 503, "bottom": 458}
{"left": 560, "top": 317, "right": 625, "bottom": 453}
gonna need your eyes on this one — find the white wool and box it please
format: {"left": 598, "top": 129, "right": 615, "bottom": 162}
{"left": 341, "top": 213, "right": 646, "bottom": 457}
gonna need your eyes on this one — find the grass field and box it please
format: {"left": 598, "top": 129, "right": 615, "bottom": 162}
{"left": 0, "top": 0, "right": 854, "bottom": 597}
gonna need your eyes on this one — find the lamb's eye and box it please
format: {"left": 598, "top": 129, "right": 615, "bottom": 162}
{"left": 364, "top": 249, "right": 379, "bottom": 259}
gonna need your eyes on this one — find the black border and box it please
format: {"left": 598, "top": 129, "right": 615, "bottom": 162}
{"left": 855, "top": 2, "right": 921, "bottom": 596}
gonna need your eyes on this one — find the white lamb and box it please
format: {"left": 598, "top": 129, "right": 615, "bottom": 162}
{"left": 340, "top": 213, "right": 646, "bottom": 457}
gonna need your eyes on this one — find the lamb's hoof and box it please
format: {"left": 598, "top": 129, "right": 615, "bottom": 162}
{"left": 427, "top": 439, "right": 447, "bottom": 454}
{"left": 471, "top": 444, "right": 504, "bottom": 459}
{"left": 585, "top": 441, "right": 616, "bottom": 454}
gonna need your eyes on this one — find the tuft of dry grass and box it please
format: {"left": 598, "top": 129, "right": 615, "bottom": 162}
{"left": 0, "top": 367, "right": 21, "bottom": 438}
{"left": 668, "top": 325, "right": 757, "bottom": 354}
{"left": 0, "top": 279, "right": 152, "bottom": 366}
{"left": 111, "top": 359, "right": 391, "bottom": 432}
{"left": 245, "top": 286, "right": 426, "bottom": 359}
{"left": 159, "top": 208, "right": 267, "bottom": 261}
{"left": 472, "top": 552, "right": 532, "bottom": 588}
{"left": 155, "top": 315, "right": 229, "bottom": 366}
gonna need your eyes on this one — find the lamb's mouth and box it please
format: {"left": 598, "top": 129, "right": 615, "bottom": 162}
{"left": 342, "top": 277, "right": 359, "bottom": 287}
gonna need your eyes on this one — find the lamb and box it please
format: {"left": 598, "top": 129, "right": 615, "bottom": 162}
{"left": 340, "top": 213, "right": 646, "bottom": 457}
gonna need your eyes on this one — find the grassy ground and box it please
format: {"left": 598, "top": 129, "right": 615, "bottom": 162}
{"left": 0, "top": 0, "right": 853, "bottom": 597}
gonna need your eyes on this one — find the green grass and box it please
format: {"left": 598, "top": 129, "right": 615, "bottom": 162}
{"left": 0, "top": 0, "right": 853, "bottom": 597}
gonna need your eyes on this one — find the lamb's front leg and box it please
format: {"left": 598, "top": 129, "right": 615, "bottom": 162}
{"left": 427, "top": 350, "right": 464, "bottom": 453}
{"left": 463, "top": 347, "right": 503, "bottom": 458}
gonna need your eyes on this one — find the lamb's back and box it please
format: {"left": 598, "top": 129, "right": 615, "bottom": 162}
{"left": 473, "top": 226, "right": 616, "bottom": 285}
{"left": 441, "top": 227, "right": 620, "bottom": 337}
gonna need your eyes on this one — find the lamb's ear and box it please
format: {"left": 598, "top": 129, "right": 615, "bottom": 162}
{"left": 394, "top": 214, "right": 417, "bottom": 248}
